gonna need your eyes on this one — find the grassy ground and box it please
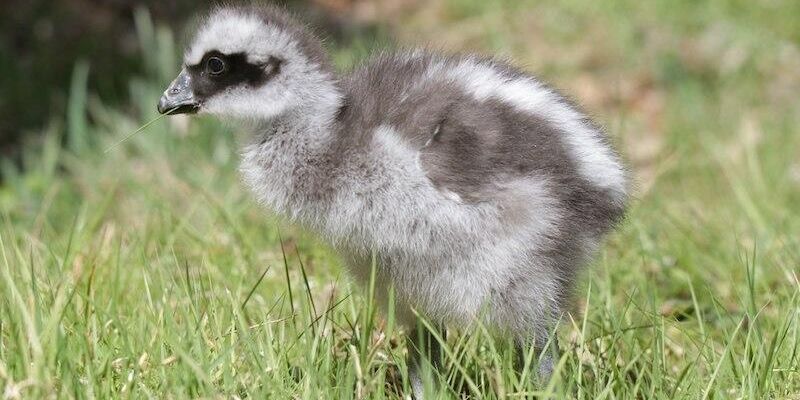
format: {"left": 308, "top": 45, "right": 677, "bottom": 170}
{"left": 2, "top": 1, "right": 800, "bottom": 398}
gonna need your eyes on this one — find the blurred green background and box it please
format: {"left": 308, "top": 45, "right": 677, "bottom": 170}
{"left": 1, "top": 1, "right": 799, "bottom": 398}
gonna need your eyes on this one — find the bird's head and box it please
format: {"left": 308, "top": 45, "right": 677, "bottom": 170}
{"left": 158, "top": 6, "right": 337, "bottom": 121}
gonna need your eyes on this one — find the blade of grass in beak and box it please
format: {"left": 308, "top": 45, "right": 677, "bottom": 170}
{"left": 103, "top": 107, "right": 178, "bottom": 153}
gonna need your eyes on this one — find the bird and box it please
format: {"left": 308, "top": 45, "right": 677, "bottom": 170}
{"left": 158, "top": 5, "right": 628, "bottom": 397}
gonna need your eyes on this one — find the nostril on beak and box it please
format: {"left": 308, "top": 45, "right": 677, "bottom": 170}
{"left": 158, "top": 70, "right": 197, "bottom": 115}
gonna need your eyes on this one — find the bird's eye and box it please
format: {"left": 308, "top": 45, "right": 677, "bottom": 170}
{"left": 206, "top": 57, "right": 226, "bottom": 75}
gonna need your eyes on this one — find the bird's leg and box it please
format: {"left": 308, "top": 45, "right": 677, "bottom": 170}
{"left": 406, "top": 321, "right": 444, "bottom": 400}
{"left": 515, "top": 325, "right": 560, "bottom": 384}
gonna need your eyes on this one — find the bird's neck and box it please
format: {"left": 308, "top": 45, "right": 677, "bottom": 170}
{"left": 253, "top": 71, "right": 343, "bottom": 141}
{"left": 238, "top": 77, "right": 346, "bottom": 221}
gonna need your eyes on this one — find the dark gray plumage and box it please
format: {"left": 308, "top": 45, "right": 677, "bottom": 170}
{"left": 158, "top": 5, "right": 628, "bottom": 397}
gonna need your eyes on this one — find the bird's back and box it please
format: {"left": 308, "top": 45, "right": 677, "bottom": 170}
{"left": 339, "top": 50, "right": 627, "bottom": 233}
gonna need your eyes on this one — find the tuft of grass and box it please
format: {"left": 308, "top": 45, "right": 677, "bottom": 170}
{"left": 2, "top": 1, "right": 800, "bottom": 398}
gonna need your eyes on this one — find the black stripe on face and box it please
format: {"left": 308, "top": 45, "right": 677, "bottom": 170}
{"left": 187, "top": 51, "right": 281, "bottom": 100}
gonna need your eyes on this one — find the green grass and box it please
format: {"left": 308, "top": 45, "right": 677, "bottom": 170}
{"left": 2, "top": 1, "right": 799, "bottom": 398}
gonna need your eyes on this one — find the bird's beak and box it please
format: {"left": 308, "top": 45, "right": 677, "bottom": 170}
{"left": 157, "top": 69, "right": 199, "bottom": 114}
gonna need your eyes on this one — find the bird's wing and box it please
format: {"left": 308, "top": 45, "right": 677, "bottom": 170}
{"left": 414, "top": 90, "right": 579, "bottom": 205}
